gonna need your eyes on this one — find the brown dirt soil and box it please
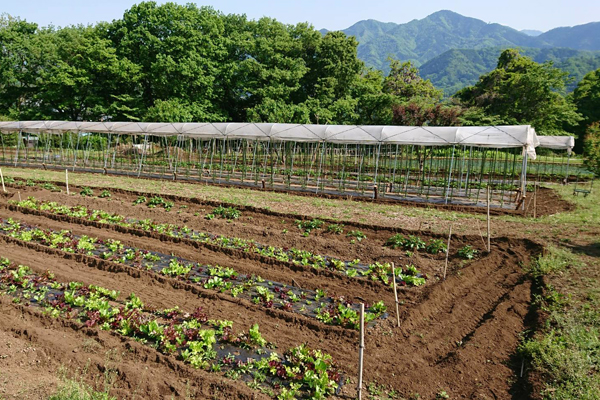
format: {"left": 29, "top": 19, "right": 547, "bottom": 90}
{"left": 0, "top": 189, "right": 544, "bottom": 399}
{"left": 1, "top": 184, "right": 535, "bottom": 266}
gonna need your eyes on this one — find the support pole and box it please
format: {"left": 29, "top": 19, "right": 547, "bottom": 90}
{"left": 373, "top": 185, "right": 378, "bottom": 200}
{"left": 0, "top": 168, "right": 5, "bottom": 193}
{"left": 65, "top": 169, "right": 70, "bottom": 195}
{"left": 357, "top": 303, "right": 365, "bottom": 400}
{"left": 487, "top": 186, "right": 491, "bottom": 253}
{"left": 533, "top": 181, "right": 538, "bottom": 219}
{"left": 444, "top": 225, "right": 452, "bottom": 280}
{"left": 391, "top": 263, "right": 400, "bottom": 328}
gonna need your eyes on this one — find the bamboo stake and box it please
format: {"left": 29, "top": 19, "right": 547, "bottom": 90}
{"left": 444, "top": 225, "right": 453, "bottom": 280}
{"left": 391, "top": 262, "right": 400, "bottom": 328}
{"left": 18, "top": 191, "right": 21, "bottom": 202}
{"left": 487, "top": 186, "right": 491, "bottom": 253}
{"left": 65, "top": 169, "right": 70, "bottom": 195}
{"left": 357, "top": 303, "right": 365, "bottom": 400}
{"left": 533, "top": 182, "right": 538, "bottom": 219}
{"left": 0, "top": 168, "right": 5, "bottom": 193}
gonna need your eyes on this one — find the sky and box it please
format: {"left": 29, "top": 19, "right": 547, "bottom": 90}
{"left": 1, "top": 0, "right": 599, "bottom": 32}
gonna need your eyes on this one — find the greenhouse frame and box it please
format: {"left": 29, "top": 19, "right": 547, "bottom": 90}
{"left": 0, "top": 121, "right": 579, "bottom": 209}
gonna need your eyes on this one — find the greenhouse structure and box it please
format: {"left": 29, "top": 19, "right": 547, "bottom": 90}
{"left": 0, "top": 121, "right": 579, "bottom": 209}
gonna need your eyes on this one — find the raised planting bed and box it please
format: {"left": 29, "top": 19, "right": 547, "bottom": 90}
{"left": 0, "top": 217, "right": 390, "bottom": 330}
{"left": 9, "top": 197, "right": 432, "bottom": 287}
{"left": 0, "top": 256, "right": 345, "bottom": 399}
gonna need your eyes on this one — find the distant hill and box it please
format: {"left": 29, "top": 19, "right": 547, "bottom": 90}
{"left": 521, "top": 29, "right": 544, "bottom": 37}
{"left": 538, "top": 22, "right": 600, "bottom": 50}
{"left": 339, "top": 10, "right": 549, "bottom": 70}
{"left": 331, "top": 11, "right": 600, "bottom": 74}
{"left": 419, "top": 47, "right": 600, "bottom": 96}
{"left": 324, "top": 11, "right": 600, "bottom": 95}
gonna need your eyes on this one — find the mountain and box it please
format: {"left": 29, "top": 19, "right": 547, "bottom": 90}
{"left": 420, "top": 47, "right": 600, "bottom": 96}
{"left": 521, "top": 29, "right": 544, "bottom": 37}
{"left": 334, "top": 10, "right": 600, "bottom": 75}
{"left": 341, "top": 10, "right": 549, "bottom": 70}
{"left": 538, "top": 22, "right": 600, "bottom": 50}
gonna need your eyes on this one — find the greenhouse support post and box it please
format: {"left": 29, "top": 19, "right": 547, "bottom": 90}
{"left": 521, "top": 147, "right": 528, "bottom": 211}
{"left": 445, "top": 145, "right": 456, "bottom": 204}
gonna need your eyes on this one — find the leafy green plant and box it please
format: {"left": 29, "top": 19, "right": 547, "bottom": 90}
{"left": 147, "top": 196, "right": 174, "bottom": 211}
{"left": 99, "top": 190, "right": 111, "bottom": 198}
{"left": 326, "top": 224, "right": 344, "bottom": 234}
{"left": 385, "top": 234, "right": 426, "bottom": 250}
{"left": 206, "top": 206, "right": 241, "bottom": 220}
{"left": 457, "top": 245, "right": 478, "bottom": 259}
{"left": 295, "top": 219, "right": 324, "bottom": 234}
{"left": 347, "top": 230, "right": 366, "bottom": 242}
{"left": 133, "top": 196, "right": 147, "bottom": 205}
{"left": 80, "top": 187, "right": 93, "bottom": 197}
{"left": 426, "top": 239, "right": 447, "bottom": 254}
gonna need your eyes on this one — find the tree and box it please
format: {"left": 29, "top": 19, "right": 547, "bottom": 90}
{"left": 583, "top": 122, "right": 600, "bottom": 176}
{"left": 454, "top": 49, "right": 581, "bottom": 135}
{"left": 384, "top": 58, "right": 442, "bottom": 103}
{"left": 572, "top": 68, "right": 600, "bottom": 152}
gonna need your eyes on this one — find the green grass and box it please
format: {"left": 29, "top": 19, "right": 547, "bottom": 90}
{"left": 520, "top": 248, "right": 600, "bottom": 399}
{"left": 48, "top": 379, "right": 115, "bottom": 400}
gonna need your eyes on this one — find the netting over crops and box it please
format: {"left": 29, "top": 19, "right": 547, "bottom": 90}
{"left": 0, "top": 121, "right": 582, "bottom": 210}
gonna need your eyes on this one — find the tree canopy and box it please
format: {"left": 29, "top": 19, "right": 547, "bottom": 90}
{"left": 454, "top": 49, "right": 582, "bottom": 135}
{"left": 0, "top": 3, "right": 594, "bottom": 155}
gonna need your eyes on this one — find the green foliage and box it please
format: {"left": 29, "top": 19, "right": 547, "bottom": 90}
{"left": 346, "top": 230, "right": 366, "bottom": 242}
{"left": 295, "top": 219, "right": 324, "bottom": 234}
{"left": 455, "top": 49, "right": 582, "bottom": 135}
{"left": 206, "top": 206, "right": 241, "bottom": 220}
{"left": 79, "top": 187, "right": 93, "bottom": 197}
{"left": 48, "top": 378, "right": 116, "bottom": 400}
{"left": 457, "top": 245, "right": 478, "bottom": 260}
{"left": 98, "top": 190, "right": 111, "bottom": 198}
{"left": 385, "top": 234, "right": 426, "bottom": 250}
{"left": 583, "top": 122, "right": 600, "bottom": 176}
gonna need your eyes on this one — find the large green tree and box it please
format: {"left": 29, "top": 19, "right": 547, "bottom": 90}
{"left": 572, "top": 68, "right": 600, "bottom": 140}
{"left": 454, "top": 49, "right": 581, "bottom": 135}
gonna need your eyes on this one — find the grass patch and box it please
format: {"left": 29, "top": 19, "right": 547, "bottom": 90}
{"left": 527, "top": 245, "right": 584, "bottom": 278}
{"left": 520, "top": 249, "right": 600, "bottom": 399}
{"left": 48, "top": 378, "right": 115, "bottom": 400}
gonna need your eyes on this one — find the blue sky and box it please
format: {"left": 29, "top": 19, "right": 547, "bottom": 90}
{"left": 2, "top": 0, "right": 599, "bottom": 32}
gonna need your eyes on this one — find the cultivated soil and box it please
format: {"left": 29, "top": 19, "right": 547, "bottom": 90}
{"left": 0, "top": 182, "right": 546, "bottom": 399}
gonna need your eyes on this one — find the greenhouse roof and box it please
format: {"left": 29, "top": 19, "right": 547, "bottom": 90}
{"left": 536, "top": 136, "right": 575, "bottom": 151}
{"left": 0, "top": 121, "right": 539, "bottom": 158}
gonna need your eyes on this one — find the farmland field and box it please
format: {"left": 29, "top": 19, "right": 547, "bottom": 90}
{"left": 0, "top": 167, "right": 598, "bottom": 399}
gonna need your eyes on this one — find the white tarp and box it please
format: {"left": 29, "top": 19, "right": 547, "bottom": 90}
{"left": 536, "top": 136, "right": 574, "bottom": 153}
{"left": 0, "top": 121, "right": 539, "bottom": 159}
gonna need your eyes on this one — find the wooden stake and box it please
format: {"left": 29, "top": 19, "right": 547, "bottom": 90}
{"left": 357, "top": 303, "right": 365, "bottom": 400}
{"left": 373, "top": 185, "right": 378, "bottom": 200}
{"left": 487, "top": 186, "right": 491, "bottom": 253}
{"left": 391, "top": 262, "right": 400, "bottom": 328}
{"left": 0, "top": 168, "right": 5, "bottom": 193}
{"left": 18, "top": 191, "right": 21, "bottom": 202}
{"left": 533, "top": 183, "right": 538, "bottom": 219}
{"left": 65, "top": 169, "right": 70, "bottom": 195}
{"left": 444, "top": 225, "right": 453, "bottom": 280}
{"left": 261, "top": 179, "right": 265, "bottom": 190}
